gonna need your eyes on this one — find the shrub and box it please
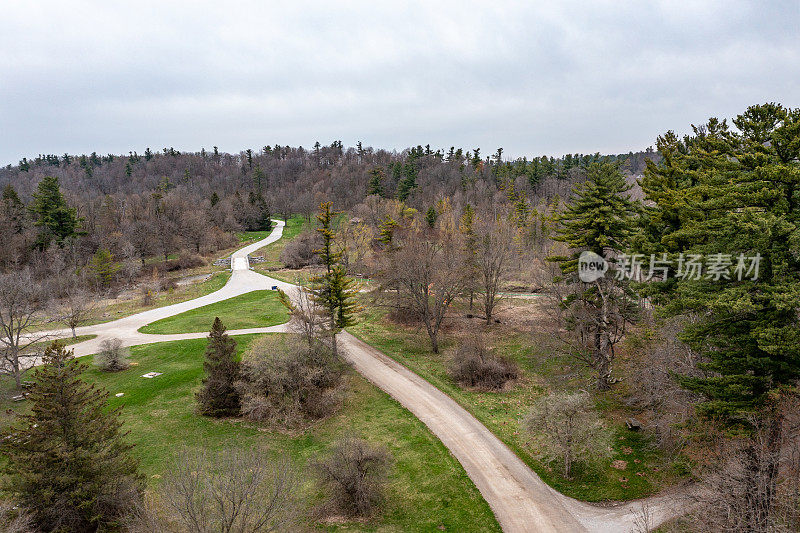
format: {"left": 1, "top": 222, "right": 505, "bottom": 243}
{"left": 236, "top": 335, "right": 345, "bottom": 426}
{"left": 314, "top": 437, "right": 392, "bottom": 517}
{"left": 94, "top": 338, "right": 130, "bottom": 372}
{"left": 279, "top": 231, "right": 321, "bottom": 269}
{"left": 448, "top": 335, "right": 518, "bottom": 391}
{"left": 163, "top": 252, "right": 205, "bottom": 272}
{"left": 525, "top": 391, "right": 611, "bottom": 478}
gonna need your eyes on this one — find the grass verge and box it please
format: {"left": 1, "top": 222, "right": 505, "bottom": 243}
{"left": 139, "top": 290, "right": 288, "bottom": 334}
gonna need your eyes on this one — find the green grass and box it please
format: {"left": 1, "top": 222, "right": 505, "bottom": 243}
{"left": 348, "top": 307, "right": 678, "bottom": 502}
{"left": 251, "top": 215, "right": 315, "bottom": 270}
{"left": 139, "top": 290, "right": 288, "bottom": 334}
{"left": 2, "top": 336, "right": 500, "bottom": 532}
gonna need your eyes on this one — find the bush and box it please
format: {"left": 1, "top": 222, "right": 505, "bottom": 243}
{"left": 279, "top": 231, "right": 321, "bottom": 269}
{"left": 94, "top": 338, "right": 130, "bottom": 372}
{"left": 314, "top": 437, "right": 392, "bottom": 517}
{"left": 236, "top": 335, "right": 345, "bottom": 426}
{"left": 163, "top": 252, "right": 206, "bottom": 272}
{"left": 448, "top": 335, "right": 518, "bottom": 391}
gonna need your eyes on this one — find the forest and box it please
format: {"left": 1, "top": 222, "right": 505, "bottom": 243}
{"left": 1, "top": 103, "right": 799, "bottom": 532}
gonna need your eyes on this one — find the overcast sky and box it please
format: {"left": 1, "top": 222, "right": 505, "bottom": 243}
{"left": 1, "top": 1, "right": 798, "bottom": 165}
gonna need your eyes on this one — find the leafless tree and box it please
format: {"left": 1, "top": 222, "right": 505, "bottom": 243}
{"left": 313, "top": 437, "right": 392, "bottom": 518}
{"left": 278, "top": 287, "right": 325, "bottom": 346}
{"left": 129, "top": 448, "right": 298, "bottom": 533}
{"left": 526, "top": 391, "right": 610, "bottom": 478}
{"left": 94, "top": 338, "right": 130, "bottom": 372}
{"left": 0, "top": 269, "right": 51, "bottom": 389}
{"left": 59, "top": 284, "right": 95, "bottom": 338}
{"left": 389, "top": 225, "right": 467, "bottom": 353}
{"left": 474, "top": 216, "right": 516, "bottom": 323}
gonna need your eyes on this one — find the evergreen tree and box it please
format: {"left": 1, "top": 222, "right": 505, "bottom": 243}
{"left": 0, "top": 342, "right": 144, "bottom": 531}
{"left": 310, "top": 202, "right": 359, "bottom": 355}
{"left": 253, "top": 164, "right": 266, "bottom": 191}
{"left": 549, "top": 162, "right": 639, "bottom": 390}
{"left": 397, "top": 162, "right": 417, "bottom": 201}
{"left": 367, "top": 168, "right": 385, "bottom": 197}
{"left": 89, "top": 248, "right": 120, "bottom": 286}
{"left": 29, "top": 176, "right": 82, "bottom": 249}
{"left": 640, "top": 104, "right": 800, "bottom": 529}
{"left": 2, "top": 184, "right": 26, "bottom": 233}
{"left": 196, "top": 317, "right": 241, "bottom": 417}
{"left": 459, "top": 204, "right": 479, "bottom": 310}
{"left": 210, "top": 191, "right": 220, "bottom": 207}
{"left": 425, "top": 206, "right": 438, "bottom": 228}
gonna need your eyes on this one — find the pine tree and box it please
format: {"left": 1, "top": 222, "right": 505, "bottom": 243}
{"left": 397, "top": 162, "right": 417, "bottom": 201}
{"left": 549, "top": 162, "right": 639, "bottom": 390}
{"left": 89, "top": 248, "right": 120, "bottom": 286}
{"left": 425, "top": 206, "right": 438, "bottom": 228}
{"left": 196, "top": 317, "right": 241, "bottom": 417}
{"left": 367, "top": 168, "right": 385, "bottom": 197}
{"left": 2, "top": 184, "right": 26, "bottom": 233}
{"left": 310, "top": 202, "right": 359, "bottom": 355}
{"left": 0, "top": 342, "right": 144, "bottom": 531}
{"left": 640, "top": 104, "right": 800, "bottom": 529}
{"left": 459, "top": 204, "right": 479, "bottom": 310}
{"left": 29, "top": 176, "right": 82, "bottom": 249}
{"left": 253, "top": 164, "right": 266, "bottom": 191}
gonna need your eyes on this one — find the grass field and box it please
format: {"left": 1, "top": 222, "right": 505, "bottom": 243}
{"left": 1, "top": 336, "right": 500, "bottom": 532}
{"left": 139, "top": 290, "right": 288, "bottom": 334}
{"left": 251, "top": 215, "right": 315, "bottom": 270}
{"left": 348, "top": 306, "right": 679, "bottom": 502}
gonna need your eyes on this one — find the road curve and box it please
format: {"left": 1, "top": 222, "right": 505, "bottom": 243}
{"left": 32, "top": 220, "right": 683, "bottom": 532}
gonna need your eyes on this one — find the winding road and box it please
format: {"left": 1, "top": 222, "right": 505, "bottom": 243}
{"left": 34, "top": 220, "right": 683, "bottom": 532}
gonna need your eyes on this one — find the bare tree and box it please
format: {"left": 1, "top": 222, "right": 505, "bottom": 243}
{"left": 474, "top": 216, "right": 516, "bottom": 324}
{"left": 278, "top": 286, "right": 325, "bottom": 346}
{"left": 314, "top": 437, "right": 392, "bottom": 517}
{"left": 526, "top": 391, "right": 610, "bottom": 478}
{"left": 59, "top": 284, "right": 95, "bottom": 338}
{"left": 94, "top": 338, "right": 130, "bottom": 372}
{"left": 389, "top": 225, "right": 466, "bottom": 353}
{"left": 130, "top": 448, "right": 298, "bottom": 533}
{"left": 0, "top": 270, "right": 50, "bottom": 389}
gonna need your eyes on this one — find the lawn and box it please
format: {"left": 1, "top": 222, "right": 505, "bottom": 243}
{"left": 2, "top": 336, "right": 501, "bottom": 532}
{"left": 139, "top": 290, "right": 288, "bottom": 334}
{"left": 251, "top": 215, "right": 315, "bottom": 270}
{"left": 348, "top": 306, "right": 681, "bottom": 502}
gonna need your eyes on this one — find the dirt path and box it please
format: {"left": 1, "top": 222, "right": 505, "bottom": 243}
{"left": 30, "top": 220, "right": 685, "bottom": 532}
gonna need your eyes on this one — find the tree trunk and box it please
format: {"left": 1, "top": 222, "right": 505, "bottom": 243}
{"left": 744, "top": 411, "right": 783, "bottom": 530}
{"left": 12, "top": 355, "right": 21, "bottom": 389}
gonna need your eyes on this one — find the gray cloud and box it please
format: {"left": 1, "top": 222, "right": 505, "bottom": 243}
{"left": 1, "top": 0, "right": 798, "bottom": 164}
